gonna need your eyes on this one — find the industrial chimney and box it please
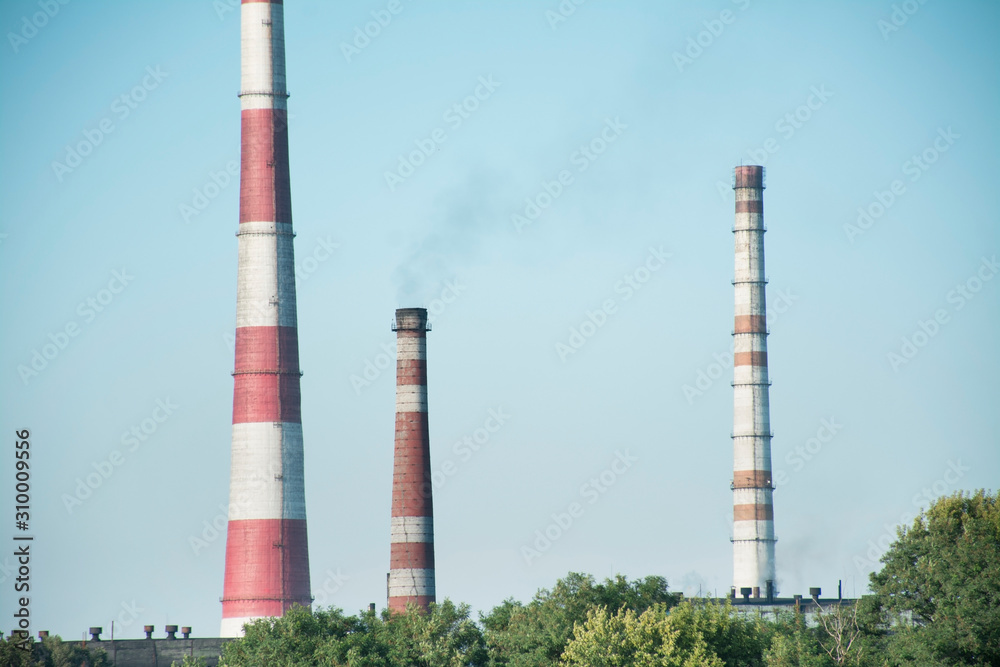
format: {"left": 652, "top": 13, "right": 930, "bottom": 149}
{"left": 221, "top": 0, "right": 311, "bottom": 637}
{"left": 731, "top": 165, "right": 777, "bottom": 599}
{"left": 388, "top": 308, "right": 436, "bottom": 612}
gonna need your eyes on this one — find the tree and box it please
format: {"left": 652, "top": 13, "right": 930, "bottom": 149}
{"left": 0, "top": 634, "right": 112, "bottom": 667}
{"left": 481, "top": 572, "right": 680, "bottom": 666}
{"left": 171, "top": 658, "right": 208, "bottom": 667}
{"left": 763, "top": 628, "right": 830, "bottom": 667}
{"left": 561, "top": 604, "right": 723, "bottom": 667}
{"left": 221, "top": 604, "right": 360, "bottom": 665}
{"left": 814, "top": 603, "right": 862, "bottom": 666}
{"left": 219, "top": 601, "right": 487, "bottom": 667}
{"left": 663, "top": 600, "right": 770, "bottom": 667}
{"left": 375, "top": 599, "right": 487, "bottom": 666}
{"left": 869, "top": 490, "right": 1000, "bottom": 666}
{"left": 0, "top": 635, "right": 34, "bottom": 667}
{"left": 561, "top": 600, "right": 770, "bottom": 666}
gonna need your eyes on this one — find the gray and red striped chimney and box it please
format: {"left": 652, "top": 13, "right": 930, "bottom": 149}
{"left": 731, "top": 165, "right": 777, "bottom": 599}
{"left": 388, "top": 308, "right": 436, "bottom": 612}
{"left": 221, "top": 0, "right": 311, "bottom": 637}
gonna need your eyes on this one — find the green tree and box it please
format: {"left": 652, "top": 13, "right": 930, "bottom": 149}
{"left": 40, "top": 635, "right": 112, "bottom": 667}
{"left": 171, "top": 657, "right": 208, "bottom": 667}
{"left": 0, "top": 635, "right": 34, "bottom": 667}
{"left": 663, "top": 600, "right": 770, "bottom": 667}
{"left": 0, "top": 634, "right": 112, "bottom": 667}
{"left": 221, "top": 604, "right": 360, "bottom": 665}
{"left": 561, "top": 604, "right": 723, "bottom": 667}
{"left": 373, "top": 599, "right": 487, "bottom": 666}
{"left": 763, "top": 611, "right": 832, "bottom": 667}
{"left": 220, "top": 601, "right": 486, "bottom": 667}
{"left": 869, "top": 489, "right": 1000, "bottom": 666}
{"left": 560, "top": 600, "right": 770, "bottom": 666}
{"left": 481, "top": 572, "right": 679, "bottom": 666}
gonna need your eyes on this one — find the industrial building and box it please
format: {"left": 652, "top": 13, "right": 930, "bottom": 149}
{"left": 388, "top": 308, "right": 438, "bottom": 611}
{"left": 28, "top": 4, "right": 857, "bottom": 664}
{"left": 731, "top": 165, "right": 778, "bottom": 600}
{"left": 221, "top": 0, "right": 312, "bottom": 637}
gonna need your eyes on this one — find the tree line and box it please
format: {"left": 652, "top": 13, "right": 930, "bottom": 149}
{"left": 3, "top": 490, "right": 996, "bottom": 666}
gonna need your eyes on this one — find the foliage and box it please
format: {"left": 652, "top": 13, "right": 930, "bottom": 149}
{"left": 0, "top": 634, "right": 111, "bottom": 667}
{"left": 481, "top": 572, "right": 680, "bottom": 666}
{"left": 171, "top": 657, "right": 208, "bottom": 667}
{"left": 561, "top": 604, "right": 723, "bottom": 666}
{"left": 663, "top": 600, "right": 770, "bottom": 666}
{"left": 763, "top": 611, "right": 832, "bottom": 667}
{"left": 869, "top": 489, "right": 1000, "bottom": 666}
{"left": 220, "top": 600, "right": 486, "bottom": 666}
{"left": 0, "top": 634, "right": 34, "bottom": 667}
{"left": 561, "top": 600, "right": 770, "bottom": 666}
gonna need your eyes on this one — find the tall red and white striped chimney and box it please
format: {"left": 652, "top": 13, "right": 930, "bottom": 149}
{"left": 731, "top": 165, "right": 776, "bottom": 600}
{"left": 388, "top": 308, "right": 436, "bottom": 612}
{"left": 221, "top": 0, "right": 311, "bottom": 637}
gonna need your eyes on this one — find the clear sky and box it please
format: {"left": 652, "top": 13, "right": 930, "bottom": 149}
{"left": 1, "top": 0, "right": 998, "bottom": 640}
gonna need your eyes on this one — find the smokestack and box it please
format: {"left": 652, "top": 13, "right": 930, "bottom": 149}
{"left": 731, "top": 165, "right": 777, "bottom": 598}
{"left": 221, "top": 0, "right": 311, "bottom": 637}
{"left": 388, "top": 308, "right": 436, "bottom": 612}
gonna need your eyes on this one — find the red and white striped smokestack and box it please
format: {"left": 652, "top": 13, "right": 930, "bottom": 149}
{"left": 731, "top": 165, "right": 777, "bottom": 600}
{"left": 388, "top": 308, "right": 436, "bottom": 612}
{"left": 221, "top": 0, "right": 311, "bottom": 637}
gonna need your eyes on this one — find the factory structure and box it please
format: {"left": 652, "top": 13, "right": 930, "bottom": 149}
{"left": 213, "top": 0, "right": 791, "bottom": 635}
{"left": 389, "top": 308, "right": 438, "bottom": 611}
{"left": 221, "top": 0, "right": 311, "bottom": 637}
{"left": 731, "top": 166, "right": 777, "bottom": 600}
{"left": 34, "top": 5, "right": 856, "bottom": 659}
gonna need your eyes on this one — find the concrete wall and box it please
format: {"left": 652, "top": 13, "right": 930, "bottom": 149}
{"left": 52, "top": 638, "right": 232, "bottom": 667}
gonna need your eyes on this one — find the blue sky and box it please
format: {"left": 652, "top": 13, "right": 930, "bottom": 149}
{"left": 1, "top": 0, "right": 998, "bottom": 639}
